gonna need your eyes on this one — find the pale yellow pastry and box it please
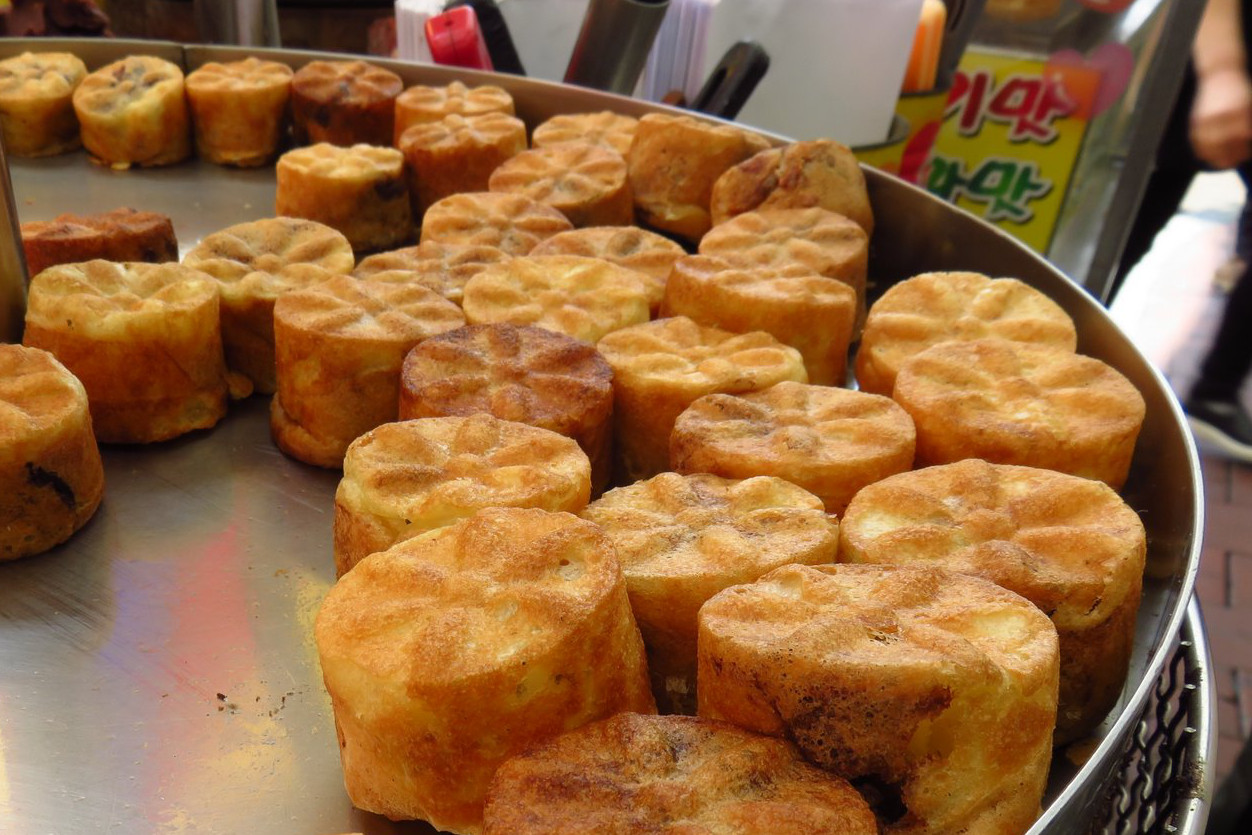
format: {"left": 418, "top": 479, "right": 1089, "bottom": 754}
{"left": 671, "top": 381, "right": 915, "bottom": 515}
{"left": 581, "top": 473, "right": 837, "bottom": 713}
{"left": 291, "top": 59, "right": 402, "bottom": 147}
{"left": 184, "top": 217, "right": 355, "bottom": 393}
{"left": 710, "top": 139, "right": 874, "bottom": 235}
{"left": 185, "top": 56, "right": 293, "bottom": 167}
{"left": 270, "top": 275, "right": 465, "bottom": 468}
{"left": 856, "top": 271, "right": 1078, "bottom": 396}
{"left": 334, "top": 413, "right": 592, "bottom": 575}
{"left": 531, "top": 110, "right": 638, "bottom": 157}
{"left": 22, "top": 208, "right": 178, "bottom": 277}
{"left": 698, "top": 563, "right": 1059, "bottom": 835}
{"left": 0, "top": 51, "right": 86, "bottom": 157}
{"left": 483, "top": 714, "right": 878, "bottom": 835}
{"left": 71, "top": 55, "right": 190, "bottom": 169}
{"left": 488, "top": 142, "right": 633, "bottom": 228}
{"left": 0, "top": 344, "right": 104, "bottom": 562}
{"left": 529, "top": 225, "right": 684, "bottom": 316}
{"left": 596, "top": 316, "right": 808, "bottom": 483}
{"left": 699, "top": 207, "right": 870, "bottom": 331}
{"left": 393, "top": 80, "right": 516, "bottom": 144}
{"left": 461, "top": 254, "right": 649, "bottom": 344}
{"left": 840, "top": 459, "right": 1147, "bottom": 744}
{"left": 315, "top": 507, "right": 655, "bottom": 833}
{"left": 399, "top": 323, "right": 614, "bottom": 495}
{"left": 893, "top": 338, "right": 1146, "bottom": 489}
{"left": 275, "top": 143, "right": 412, "bottom": 253}
{"left": 354, "top": 241, "right": 510, "bottom": 306}
{"left": 23, "top": 260, "right": 228, "bottom": 443}
{"left": 661, "top": 254, "right": 857, "bottom": 387}
{"left": 398, "top": 112, "right": 527, "bottom": 217}
{"left": 420, "top": 192, "right": 574, "bottom": 255}
{"left": 627, "top": 112, "right": 771, "bottom": 242}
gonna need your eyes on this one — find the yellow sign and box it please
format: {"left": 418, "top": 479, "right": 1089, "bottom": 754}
{"left": 926, "top": 50, "right": 1102, "bottom": 253}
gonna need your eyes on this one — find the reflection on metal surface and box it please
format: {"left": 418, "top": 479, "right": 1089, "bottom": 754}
{"left": 0, "top": 38, "right": 1208, "bottom": 835}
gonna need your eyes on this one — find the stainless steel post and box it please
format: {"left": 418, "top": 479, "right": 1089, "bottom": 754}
{"left": 564, "top": 0, "right": 669, "bottom": 95}
{"left": 0, "top": 133, "right": 27, "bottom": 344}
{"left": 193, "top": 0, "right": 282, "bottom": 48}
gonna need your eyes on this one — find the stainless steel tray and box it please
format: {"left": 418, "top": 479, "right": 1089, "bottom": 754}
{"left": 0, "top": 39, "right": 1209, "bottom": 834}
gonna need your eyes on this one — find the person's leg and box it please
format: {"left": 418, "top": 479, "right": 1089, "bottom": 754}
{"left": 1186, "top": 251, "right": 1252, "bottom": 458}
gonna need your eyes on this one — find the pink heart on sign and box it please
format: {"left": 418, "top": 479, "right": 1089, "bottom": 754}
{"left": 1047, "top": 43, "right": 1135, "bottom": 118}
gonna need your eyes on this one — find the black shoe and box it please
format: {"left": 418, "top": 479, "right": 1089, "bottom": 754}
{"left": 1185, "top": 396, "right": 1252, "bottom": 462}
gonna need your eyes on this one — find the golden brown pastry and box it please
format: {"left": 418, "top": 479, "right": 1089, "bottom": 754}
{"left": 856, "top": 271, "right": 1078, "bottom": 396}
{"left": 488, "top": 142, "right": 633, "bottom": 227}
{"left": 893, "top": 338, "right": 1146, "bottom": 489}
{"left": 271, "top": 275, "right": 466, "bottom": 468}
{"left": 334, "top": 413, "right": 592, "bottom": 575}
{"left": 596, "top": 316, "right": 808, "bottom": 483}
{"left": 397, "top": 112, "right": 527, "bottom": 217}
{"left": 461, "top": 254, "right": 650, "bottom": 344}
{"left": 0, "top": 51, "right": 86, "bottom": 157}
{"left": 184, "top": 56, "right": 293, "bottom": 167}
{"left": 698, "top": 563, "right": 1060, "bottom": 835}
{"left": 709, "top": 139, "right": 874, "bottom": 235}
{"left": 699, "top": 207, "right": 869, "bottom": 331}
{"left": 0, "top": 344, "right": 104, "bottom": 562}
{"left": 840, "top": 459, "right": 1147, "bottom": 744}
{"left": 661, "top": 254, "right": 857, "bottom": 386}
{"left": 419, "top": 192, "right": 574, "bottom": 255}
{"left": 315, "top": 507, "right": 655, "bottom": 832}
{"left": 23, "top": 260, "right": 228, "bottom": 443}
{"left": 399, "top": 323, "right": 614, "bottom": 495}
{"left": 529, "top": 225, "right": 684, "bottom": 316}
{"left": 531, "top": 109, "right": 639, "bottom": 157}
{"left": 483, "top": 713, "right": 879, "bottom": 835}
{"left": 627, "top": 112, "right": 771, "bottom": 242}
{"left": 290, "top": 59, "right": 402, "bottom": 147}
{"left": 71, "top": 55, "right": 190, "bottom": 169}
{"left": 393, "top": 80, "right": 515, "bottom": 144}
{"left": 671, "top": 381, "right": 915, "bottom": 515}
{"left": 22, "top": 208, "right": 178, "bottom": 278}
{"left": 275, "top": 143, "right": 412, "bottom": 253}
{"left": 184, "top": 217, "right": 355, "bottom": 393}
{"left": 581, "top": 472, "right": 837, "bottom": 713}
{"left": 354, "top": 241, "right": 510, "bottom": 306}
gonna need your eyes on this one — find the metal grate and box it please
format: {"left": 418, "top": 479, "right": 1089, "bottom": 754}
{"left": 1095, "top": 604, "right": 1211, "bottom": 834}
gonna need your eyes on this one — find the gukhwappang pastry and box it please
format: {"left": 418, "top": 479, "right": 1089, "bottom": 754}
{"left": 529, "top": 225, "right": 684, "bottom": 316}
{"left": 482, "top": 713, "right": 878, "bottom": 835}
{"left": 275, "top": 142, "right": 412, "bottom": 253}
{"left": 698, "top": 563, "right": 1060, "bottom": 835}
{"left": 892, "top": 338, "right": 1146, "bottom": 489}
{"left": 184, "top": 56, "right": 293, "bottom": 167}
{"left": 581, "top": 472, "right": 838, "bottom": 713}
{"left": 488, "top": 142, "right": 633, "bottom": 228}
{"left": 290, "top": 59, "right": 402, "bottom": 147}
{"left": 460, "top": 254, "right": 650, "bottom": 345}
{"left": 709, "top": 139, "right": 874, "bottom": 235}
{"left": 71, "top": 55, "right": 190, "bottom": 169}
{"left": 419, "top": 191, "right": 574, "bottom": 255}
{"left": 855, "top": 271, "right": 1078, "bottom": 397}
{"left": 333, "top": 413, "right": 591, "bottom": 576}
{"left": 392, "top": 79, "right": 515, "bottom": 144}
{"left": 671, "top": 381, "right": 916, "bottom": 515}
{"left": 661, "top": 254, "right": 857, "bottom": 387}
{"left": 531, "top": 109, "right": 639, "bottom": 157}
{"left": 840, "top": 458, "right": 1147, "bottom": 744}
{"left": 398, "top": 323, "right": 614, "bottom": 495}
{"left": 0, "top": 51, "right": 87, "bottom": 157}
{"left": 595, "top": 316, "right": 808, "bottom": 483}
{"left": 354, "top": 241, "right": 511, "bottom": 306}
{"left": 270, "top": 275, "right": 465, "bottom": 468}
{"left": 0, "top": 344, "right": 105, "bottom": 562}
{"left": 397, "top": 112, "right": 527, "bottom": 217}
{"left": 315, "top": 506, "right": 655, "bottom": 834}
{"left": 22, "top": 207, "right": 178, "bottom": 278}
{"left": 22, "top": 260, "right": 228, "bottom": 444}
{"left": 183, "top": 216, "right": 356, "bottom": 393}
